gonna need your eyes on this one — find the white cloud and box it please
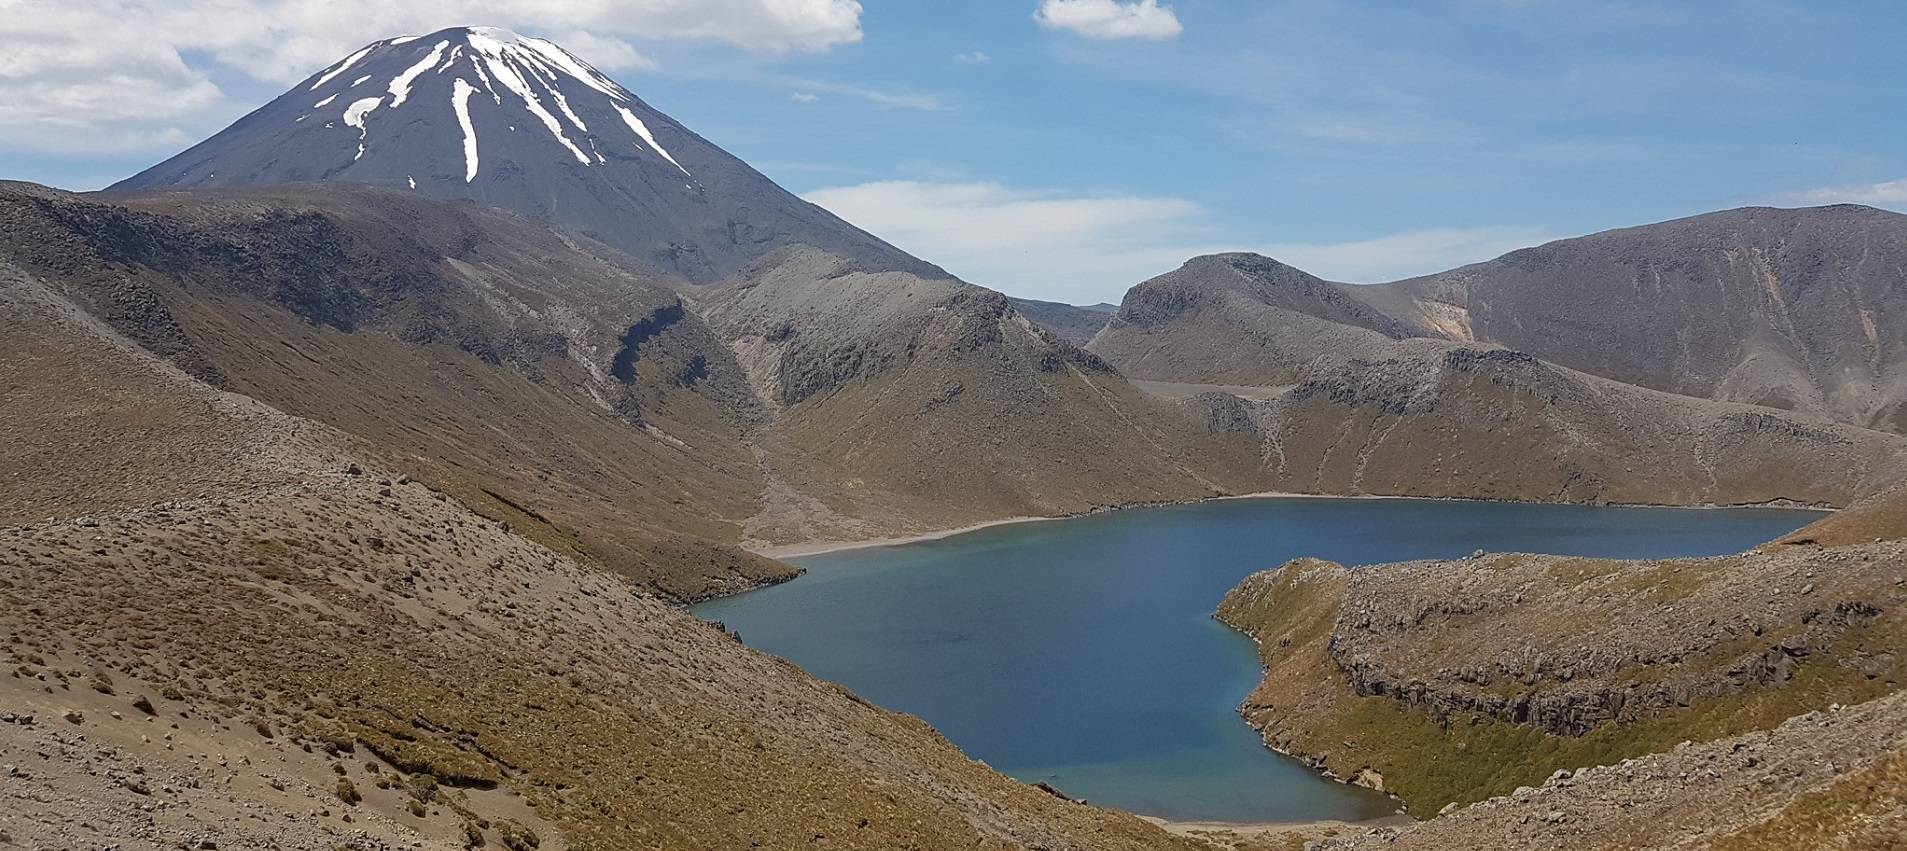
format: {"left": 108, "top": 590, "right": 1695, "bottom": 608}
{"left": 1035, "top": 0, "right": 1183, "bottom": 41}
{"left": 806, "top": 181, "right": 1199, "bottom": 254}
{"left": 0, "top": 0, "right": 862, "bottom": 148}
{"left": 953, "top": 51, "right": 991, "bottom": 64}
{"left": 791, "top": 91, "right": 820, "bottom": 103}
{"left": 802, "top": 179, "right": 1554, "bottom": 302}
{"left": 804, "top": 180, "right": 1207, "bottom": 302}
{"left": 758, "top": 75, "right": 946, "bottom": 110}
{"left": 545, "top": 30, "right": 659, "bottom": 72}
{"left": 1263, "top": 227, "right": 1562, "bottom": 283}
{"left": 1780, "top": 178, "right": 1907, "bottom": 211}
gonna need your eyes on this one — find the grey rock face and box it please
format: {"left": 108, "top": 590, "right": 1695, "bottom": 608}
{"left": 112, "top": 27, "right": 939, "bottom": 284}
{"left": 1346, "top": 206, "right": 1907, "bottom": 432}
{"left": 1113, "top": 253, "right": 1414, "bottom": 337}
{"left": 1092, "top": 249, "right": 1907, "bottom": 508}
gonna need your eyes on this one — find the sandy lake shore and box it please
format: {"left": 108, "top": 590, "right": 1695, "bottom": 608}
{"left": 750, "top": 515, "right": 1056, "bottom": 559}
{"left": 746, "top": 489, "right": 1832, "bottom": 561}
{"left": 1143, "top": 813, "right": 1415, "bottom": 845}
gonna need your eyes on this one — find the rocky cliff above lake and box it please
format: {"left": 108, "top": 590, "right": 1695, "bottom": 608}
{"left": 1215, "top": 483, "right": 1907, "bottom": 845}
{"left": 1349, "top": 205, "right": 1907, "bottom": 433}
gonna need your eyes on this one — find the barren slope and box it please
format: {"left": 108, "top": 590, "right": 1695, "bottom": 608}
{"left": 1092, "top": 252, "right": 1907, "bottom": 507}
{"left": 0, "top": 259, "right": 1201, "bottom": 851}
{"left": 1349, "top": 205, "right": 1907, "bottom": 432}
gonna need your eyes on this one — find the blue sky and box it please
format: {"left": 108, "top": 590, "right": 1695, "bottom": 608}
{"left": 5, "top": 1, "right": 1905, "bottom": 303}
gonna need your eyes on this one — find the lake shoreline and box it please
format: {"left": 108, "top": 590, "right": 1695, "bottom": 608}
{"left": 745, "top": 490, "right": 1833, "bottom": 561}
{"left": 749, "top": 514, "right": 1057, "bottom": 559}
{"left": 1143, "top": 812, "right": 1415, "bottom": 841}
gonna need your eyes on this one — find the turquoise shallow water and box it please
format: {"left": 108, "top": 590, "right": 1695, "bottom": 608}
{"left": 693, "top": 497, "right": 1820, "bottom": 823}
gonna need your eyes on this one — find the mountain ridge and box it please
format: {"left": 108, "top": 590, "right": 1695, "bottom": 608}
{"left": 1341, "top": 203, "right": 1907, "bottom": 431}
{"left": 2, "top": 179, "right": 1262, "bottom": 593}
{"left": 1089, "top": 246, "right": 1907, "bottom": 509}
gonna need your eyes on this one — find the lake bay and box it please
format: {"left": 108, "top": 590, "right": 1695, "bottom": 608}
{"left": 694, "top": 497, "right": 1819, "bottom": 823}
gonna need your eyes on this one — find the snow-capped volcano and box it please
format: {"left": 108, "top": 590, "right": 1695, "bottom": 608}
{"left": 114, "top": 27, "right": 937, "bottom": 283}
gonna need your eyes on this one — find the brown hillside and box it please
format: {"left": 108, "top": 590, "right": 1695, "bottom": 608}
{"left": 0, "top": 258, "right": 1201, "bottom": 850}
{"left": 1776, "top": 477, "right": 1907, "bottom": 548}
{"left": 2, "top": 183, "right": 1264, "bottom": 572}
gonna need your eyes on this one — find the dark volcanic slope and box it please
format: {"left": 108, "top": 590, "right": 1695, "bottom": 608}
{"left": 1348, "top": 205, "right": 1907, "bottom": 432}
{"left": 1090, "top": 252, "right": 1907, "bottom": 508}
{"left": 112, "top": 27, "right": 936, "bottom": 284}
{"left": 0, "top": 180, "right": 786, "bottom": 601}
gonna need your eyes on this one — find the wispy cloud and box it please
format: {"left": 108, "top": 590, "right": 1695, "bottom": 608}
{"left": 547, "top": 30, "right": 659, "bottom": 71}
{"left": 1053, "top": 1, "right": 1826, "bottom": 171}
{"left": 743, "top": 74, "right": 947, "bottom": 110}
{"left": 953, "top": 51, "right": 992, "bottom": 64}
{"left": 804, "top": 180, "right": 1209, "bottom": 301}
{"left": 1035, "top": 0, "right": 1183, "bottom": 41}
{"left": 802, "top": 179, "right": 1555, "bottom": 302}
{"left": 1264, "top": 227, "right": 1562, "bottom": 283}
{"left": 790, "top": 92, "right": 820, "bottom": 103}
{"left": 1779, "top": 178, "right": 1907, "bottom": 211}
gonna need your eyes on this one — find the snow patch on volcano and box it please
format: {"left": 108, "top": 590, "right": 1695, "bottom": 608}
{"left": 310, "top": 44, "right": 374, "bottom": 91}
{"left": 452, "top": 78, "right": 481, "bottom": 182}
{"left": 390, "top": 41, "right": 450, "bottom": 107}
{"left": 471, "top": 49, "right": 590, "bottom": 165}
{"left": 616, "top": 106, "right": 689, "bottom": 176}
{"left": 342, "top": 96, "right": 382, "bottom": 161}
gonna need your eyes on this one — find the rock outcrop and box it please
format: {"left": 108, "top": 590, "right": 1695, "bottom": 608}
{"left": 1326, "top": 546, "right": 1903, "bottom": 737}
{"left": 1214, "top": 484, "right": 1907, "bottom": 842}
{"left": 1315, "top": 692, "right": 1907, "bottom": 850}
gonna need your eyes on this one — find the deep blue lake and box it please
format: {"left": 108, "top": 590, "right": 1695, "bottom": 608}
{"left": 693, "top": 497, "right": 1820, "bottom": 823}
